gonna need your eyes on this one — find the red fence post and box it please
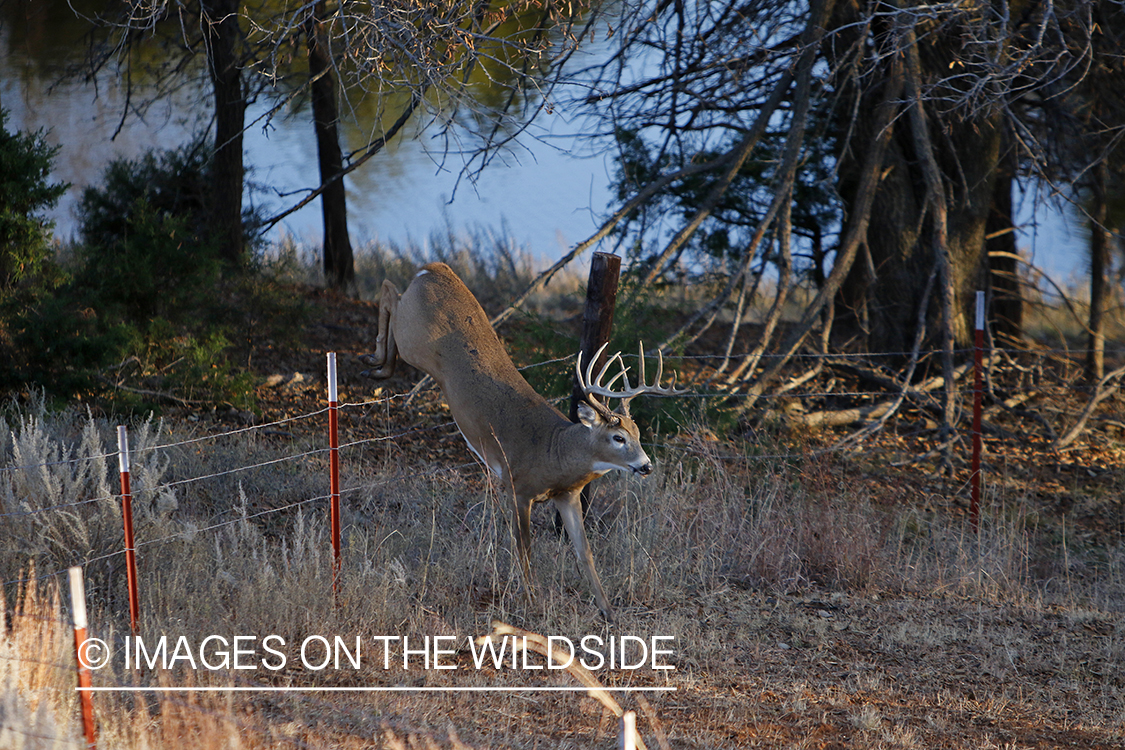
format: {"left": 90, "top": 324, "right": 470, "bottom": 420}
{"left": 68, "top": 566, "right": 97, "bottom": 750}
{"left": 327, "top": 352, "right": 341, "bottom": 598}
{"left": 117, "top": 426, "right": 140, "bottom": 633}
{"left": 970, "top": 291, "right": 984, "bottom": 531}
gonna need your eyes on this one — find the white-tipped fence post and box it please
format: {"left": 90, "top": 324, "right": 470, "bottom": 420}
{"left": 327, "top": 352, "right": 341, "bottom": 598}
{"left": 117, "top": 426, "right": 139, "bottom": 633}
{"left": 619, "top": 710, "right": 637, "bottom": 750}
{"left": 69, "top": 566, "right": 97, "bottom": 749}
{"left": 970, "top": 291, "right": 985, "bottom": 531}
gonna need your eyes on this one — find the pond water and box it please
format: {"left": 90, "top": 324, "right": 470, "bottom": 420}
{"left": 1, "top": 2, "right": 1084, "bottom": 283}
{"left": 1, "top": 3, "right": 616, "bottom": 267}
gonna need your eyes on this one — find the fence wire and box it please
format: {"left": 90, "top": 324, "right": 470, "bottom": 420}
{"left": 1, "top": 342, "right": 1119, "bottom": 588}
{"left": 1, "top": 339, "right": 1121, "bottom": 750}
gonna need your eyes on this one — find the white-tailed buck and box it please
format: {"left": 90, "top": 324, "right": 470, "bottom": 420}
{"left": 361, "top": 262, "right": 683, "bottom": 621}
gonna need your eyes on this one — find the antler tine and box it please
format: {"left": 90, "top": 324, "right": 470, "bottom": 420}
{"left": 639, "top": 340, "right": 656, "bottom": 395}
{"left": 577, "top": 341, "right": 687, "bottom": 409}
{"left": 629, "top": 341, "right": 689, "bottom": 400}
{"left": 577, "top": 345, "right": 626, "bottom": 401}
{"left": 591, "top": 343, "right": 631, "bottom": 394}
{"left": 576, "top": 343, "right": 603, "bottom": 388}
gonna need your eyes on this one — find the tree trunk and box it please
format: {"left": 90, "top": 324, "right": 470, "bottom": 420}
{"left": 201, "top": 0, "right": 246, "bottom": 267}
{"left": 834, "top": 14, "right": 1002, "bottom": 356}
{"left": 1086, "top": 161, "right": 1109, "bottom": 382}
{"left": 986, "top": 142, "right": 1023, "bottom": 341}
{"left": 306, "top": 0, "right": 356, "bottom": 293}
{"left": 738, "top": 45, "right": 905, "bottom": 413}
{"left": 841, "top": 116, "right": 1002, "bottom": 354}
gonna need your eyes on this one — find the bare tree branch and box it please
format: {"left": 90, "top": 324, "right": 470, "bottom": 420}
{"left": 1052, "top": 364, "right": 1125, "bottom": 450}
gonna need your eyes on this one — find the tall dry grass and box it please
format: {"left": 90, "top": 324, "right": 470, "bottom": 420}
{"left": 1, "top": 399, "right": 1122, "bottom": 747}
{"left": 264, "top": 226, "right": 584, "bottom": 319}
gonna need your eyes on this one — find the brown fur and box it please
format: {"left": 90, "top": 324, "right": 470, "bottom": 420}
{"left": 362, "top": 263, "right": 655, "bottom": 621}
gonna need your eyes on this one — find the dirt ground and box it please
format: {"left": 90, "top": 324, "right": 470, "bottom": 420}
{"left": 132, "top": 590, "right": 1112, "bottom": 749}
{"left": 153, "top": 285, "right": 1123, "bottom": 749}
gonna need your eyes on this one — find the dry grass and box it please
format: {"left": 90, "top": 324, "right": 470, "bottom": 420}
{"left": 1, "top": 392, "right": 1123, "bottom": 748}
{"left": 265, "top": 227, "right": 585, "bottom": 319}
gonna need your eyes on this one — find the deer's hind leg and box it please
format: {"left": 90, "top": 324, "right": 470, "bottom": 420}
{"left": 361, "top": 279, "right": 401, "bottom": 378}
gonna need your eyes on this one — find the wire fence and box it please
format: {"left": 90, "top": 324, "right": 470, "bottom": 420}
{"left": 1, "top": 339, "right": 1121, "bottom": 748}
{"left": 4, "top": 339, "right": 1118, "bottom": 582}
{"left": 2, "top": 342, "right": 1119, "bottom": 529}
{"left": 0, "top": 590, "right": 395, "bottom": 750}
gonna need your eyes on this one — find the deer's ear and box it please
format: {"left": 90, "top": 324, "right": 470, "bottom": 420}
{"left": 577, "top": 401, "right": 621, "bottom": 428}
{"left": 580, "top": 402, "right": 625, "bottom": 431}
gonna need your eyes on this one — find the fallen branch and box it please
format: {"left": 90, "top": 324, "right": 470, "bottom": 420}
{"left": 789, "top": 350, "right": 1007, "bottom": 433}
{"left": 828, "top": 355, "right": 988, "bottom": 395}
{"left": 983, "top": 391, "right": 1056, "bottom": 441}
{"left": 775, "top": 362, "right": 824, "bottom": 395}
{"left": 96, "top": 375, "right": 207, "bottom": 408}
{"left": 783, "top": 399, "right": 897, "bottom": 430}
{"left": 987, "top": 351, "right": 1058, "bottom": 441}
{"left": 1051, "top": 364, "right": 1125, "bottom": 450}
{"left": 475, "top": 621, "right": 668, "bottom": 750}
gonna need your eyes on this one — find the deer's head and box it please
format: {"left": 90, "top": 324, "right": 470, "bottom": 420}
{"left": 575, "top": 342, "right": 686, "bottom": 476}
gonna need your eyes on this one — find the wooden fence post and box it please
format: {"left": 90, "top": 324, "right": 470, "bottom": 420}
{"left": 569, "top": 252, "right": 622, "bottom": 516}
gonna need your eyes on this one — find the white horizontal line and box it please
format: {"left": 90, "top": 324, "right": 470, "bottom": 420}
{"left": 79, "top": 686, "right": 676, "bottom": 693}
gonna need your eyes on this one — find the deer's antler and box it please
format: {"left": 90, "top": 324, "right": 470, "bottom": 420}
{"left": 576, "top": 342, "right": 687, "bottom": 416}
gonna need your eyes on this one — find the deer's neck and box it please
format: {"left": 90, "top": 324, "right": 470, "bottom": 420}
{"left": 540, "top": 419, "right": 609, "bottom": 489}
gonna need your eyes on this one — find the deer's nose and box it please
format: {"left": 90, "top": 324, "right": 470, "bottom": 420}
{"left": 633, "top": 462, "right": 653, "bottom": 476}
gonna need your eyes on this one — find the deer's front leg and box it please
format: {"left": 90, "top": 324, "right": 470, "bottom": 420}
{"left": 512, "top": 493, "right": 538, "bottom": 605}
{"left": 554, "top": 490, "right": 614, "bottom": 622}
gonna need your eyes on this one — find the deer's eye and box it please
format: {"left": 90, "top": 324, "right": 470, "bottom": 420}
{"left": 613, "top": 435, "right": 627, "bottom": 445}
